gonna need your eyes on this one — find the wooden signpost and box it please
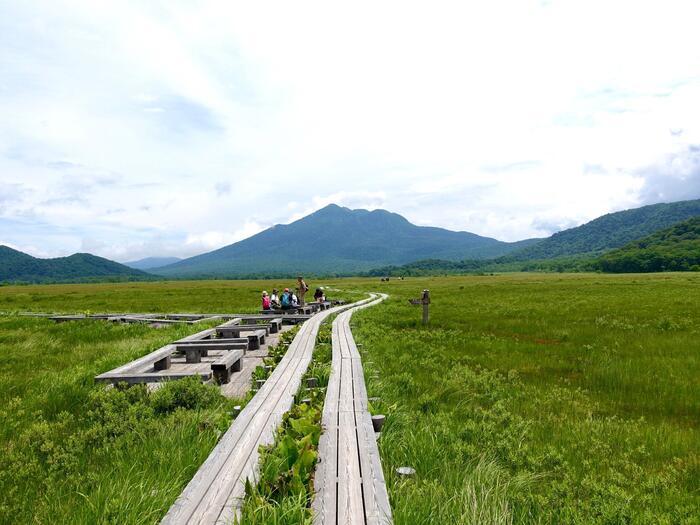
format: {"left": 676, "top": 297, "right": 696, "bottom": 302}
{"left": 409, "top": 289, "right": 431, "bottom": 325}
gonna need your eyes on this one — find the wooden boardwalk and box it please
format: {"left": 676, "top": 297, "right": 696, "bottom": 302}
{"left": 313, "top": 293, "right": 392, "bottom": 525}
{"left": 161, "top": 296, "right": 377, "bottom": 525}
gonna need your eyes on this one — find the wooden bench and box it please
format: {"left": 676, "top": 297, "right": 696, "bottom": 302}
{"left": 175, "top": 342, "right": 248, "bottom": 364}
{"left": 238, "top": 317, "right": 283, "bottom": 333}
{"left": 215, "top": 327, "right": 267, "bottom": 349}
{"left": 211, "top": 350, "right": 245, "bottom": 384}
{"left": 95, "top": 326, "right": 223, "bottom": 384}
{"left": 313, "top": 294, "right": 392, "bottom": 525}
{"left": 96, "top": 371, "right": 212, "bottom": 385}
{"left": 161, "top": 297, "right": 378, "bottom": 525}
{"left": 176, "top": 337, "right": 248, "bottom": 346}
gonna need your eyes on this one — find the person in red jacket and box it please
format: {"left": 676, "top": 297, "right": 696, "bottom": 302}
{"left": 261, "top": 291, "right": 271, "bottom": 311}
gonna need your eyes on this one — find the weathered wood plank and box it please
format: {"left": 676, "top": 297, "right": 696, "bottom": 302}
{"left": 173, "top": 342, "right": 247, "bottom": 353}
{"left": 336, "top": 411, "right": 364, "bottom": 524}
{"left": 96, "top": 371, "right": 212, "bottom": 384}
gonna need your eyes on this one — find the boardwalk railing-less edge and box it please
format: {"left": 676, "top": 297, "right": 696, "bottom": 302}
{"left": 161, "top": 295, "right": 379, "bottom": 525}
{"left": 313, "top": 293, "right": 393, "bottom": 525}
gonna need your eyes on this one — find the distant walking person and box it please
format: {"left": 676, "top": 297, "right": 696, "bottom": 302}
{"left": 297, "top": 276, "right": 309, "bottom": 306}
{"left": 261, "top": 291, "right": 271, "bottom": 311}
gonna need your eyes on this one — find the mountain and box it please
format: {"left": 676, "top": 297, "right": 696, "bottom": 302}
{"left": 0, "top": 246, "right": 153, "bottom": 283}
{"left": 596, "top": 217, "right": 700, "bottom": 273}
{"left": 153, "top": 204, "right": 540, "bottom": 277}
{"left": 124, "top": 256, "right": 182, "bottom": 270}
{"left": 507, "top": 199, "right": 700, "bottom": 261}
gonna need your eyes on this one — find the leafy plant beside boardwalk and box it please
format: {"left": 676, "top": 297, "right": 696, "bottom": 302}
{"left": 240, "top": 322, "right": 333, "bottom": 524}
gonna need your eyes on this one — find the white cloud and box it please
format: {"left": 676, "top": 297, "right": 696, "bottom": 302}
{"left": 1, "top": 0, "right": 700, "bottom": 258}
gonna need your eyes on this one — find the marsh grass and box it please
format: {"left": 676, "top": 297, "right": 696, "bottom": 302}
{"left": 2, "top": 275, "right": 697, "bottom": 523}
{"left": 353, "top": 273, "right": 700, "bottom": 524}
{"left": 0, "top": 315, "right": 240, "bottom": 524}
{"left": 0, "top": 280, "right": 359, "bottom": 523}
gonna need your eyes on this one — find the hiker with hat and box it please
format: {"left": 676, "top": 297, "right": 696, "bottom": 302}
{"left": 261, "top": 291, "right": 271, "bottom": 311}
{"left": 297, "top": 276, "right": 309, "bottom": 306}
{"left": 270, "top": 288, "right": 281, "bottom": 309}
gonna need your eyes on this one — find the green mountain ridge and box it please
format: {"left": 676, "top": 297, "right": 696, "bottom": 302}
{"left": 152, "top": 204, "right": 541, "bottom": 277}
{"left": 4, "top": 199, "right": 699, "bottom": 282}
{"left": 598, "top": 217, "right": 700, "bottom": 272}
{"left": 365, "top": 199, "right": 700, "bottom": 275}
{"left": 0, "top": 246, "right": 153, "bottom": 284}
{"left": 507, "top": 199, "right": 700, "bottom": 261}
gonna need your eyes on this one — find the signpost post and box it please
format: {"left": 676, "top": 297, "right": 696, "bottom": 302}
{"left": 409, "top": 289, "right": 430, "bottom": 325}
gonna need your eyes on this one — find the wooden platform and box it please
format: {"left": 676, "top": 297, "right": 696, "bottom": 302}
{"left": 160, "top": 296, "right": 378, "bottom": 525}
{"left": 313, "top": 293, "right": 392, "bottom": 525}
{"left": 95, "top": 325, "right": 283, "bottom": 386}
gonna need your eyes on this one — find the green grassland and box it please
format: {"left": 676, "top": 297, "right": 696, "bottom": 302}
{"left": 0, "top": 275, "right": 698, "bottom": 524}
{"left": 0, "top": 280, "right": 360, "bottom": 524}
{"left": 0, "top": 279, "right": 364, "bottom": 313}
{"left": 354, "top": 273, "right": 700, "bottom": 524}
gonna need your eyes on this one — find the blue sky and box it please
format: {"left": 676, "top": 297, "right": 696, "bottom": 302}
{"left": 1, "top": 0, "right": 700, "bottom": 261}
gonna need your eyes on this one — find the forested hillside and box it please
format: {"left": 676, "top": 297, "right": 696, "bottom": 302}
{"left": 597, "top": 217, "right": 700, "bottom": 273}
{"left": 507, "top": 199, "right": 700, "bottom": 260}
{"left": 0, "top": 246, "right": 152, "bottom": 283}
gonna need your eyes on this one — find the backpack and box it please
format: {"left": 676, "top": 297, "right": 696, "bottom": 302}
{"left": 262, "top": 296, "right": 271, "bottom": 309}
{"left": 281, "top": 293, "right": 290, "bottom": 307}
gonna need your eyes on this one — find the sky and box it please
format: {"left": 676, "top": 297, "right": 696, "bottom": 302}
{"left": 1, "top": 0, "right": 700, "bottom": 262}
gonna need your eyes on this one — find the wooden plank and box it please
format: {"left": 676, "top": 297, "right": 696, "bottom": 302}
{"left": 336, "top": 410, "right": 364, "bottom": 524}
{"left": 357, "top": 412, "right": 393, "bottom": 525}
{"left": 176, "top": 337, "right": 247, "bottom": 345}
{"left": 174, "top": 342, "right": 247, "bottom": 353}
{"left": 95, "top": 345, "right": 175, "bottom": 378}
{"left": 211, "top": 350, "right": 245, "bottom": 371}
{"left": 96, "top": 371, "right": 211, "bottom": 384}
{"left": 338, "top": 354, "right": 355, "bottom": 413}
{"left": 351, "top": 357, "right": 369, "bottom": 412}
{"left": 313, "top": 422, "right": 338, "bottom": 525}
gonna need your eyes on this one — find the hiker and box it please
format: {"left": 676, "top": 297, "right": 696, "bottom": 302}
{"left": 270, "top": 288, "right": 281, "bottom": 309}
{"left": 291, "top": 291, "right": 300, "bottom": 307}
{"left": 314, "top": 287, "right": 324, "bottom": 303}
{"left": 297, "top": 276, "right": 308, "bottom": 306}
{"left": 280, "top": 288, "right": 292, "bottom": 310}
{"left": 261, "top": 291, "right": 271, "bottom": 311}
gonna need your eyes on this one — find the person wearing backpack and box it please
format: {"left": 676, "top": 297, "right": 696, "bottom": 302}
{"left": 280, "top": 288, "right": 292, "bottom": 310}
{"left": 297, "top": 276, "right": 309, "bottom": 306}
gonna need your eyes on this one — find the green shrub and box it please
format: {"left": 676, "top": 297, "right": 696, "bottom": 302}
{"left": 151, "top": 376, "right": 222, "bottom": 414}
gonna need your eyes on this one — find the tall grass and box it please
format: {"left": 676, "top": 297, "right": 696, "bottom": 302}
{"left": 353, "top": 273, "right": 700, "bottom": 524}
{"left": 0, "top": 316, "right": 239, "bottom": 524}
{"left": 0, "top": 279, "right": 361, "bottom": 523}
